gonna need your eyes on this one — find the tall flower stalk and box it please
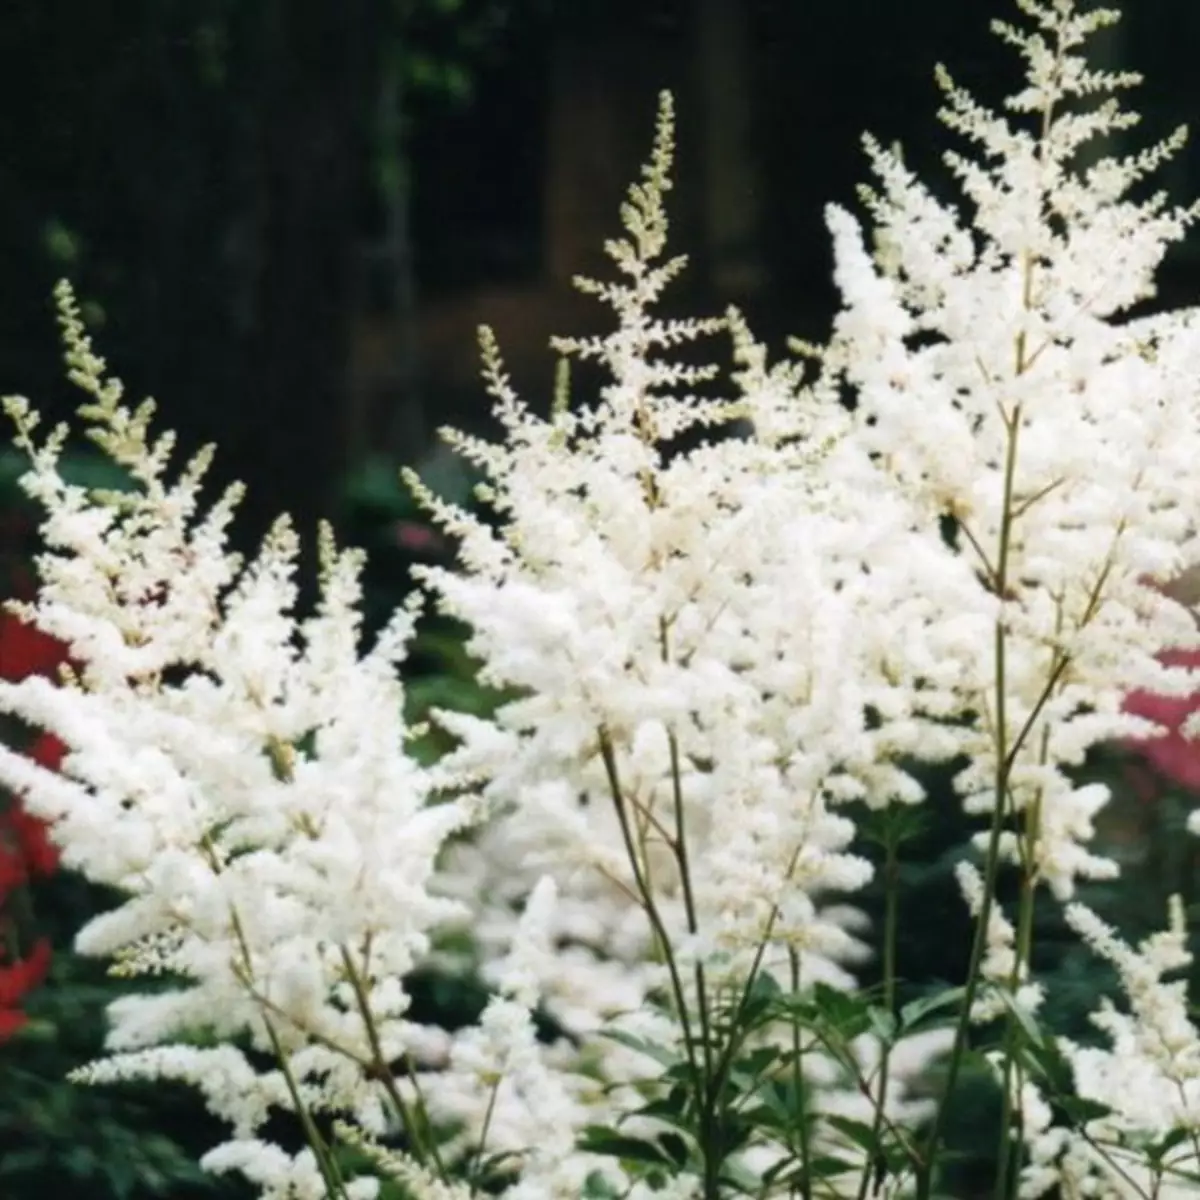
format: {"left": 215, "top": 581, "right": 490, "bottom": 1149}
{"left": 826, "top": 2, "right": 1200, "bottom": 1194}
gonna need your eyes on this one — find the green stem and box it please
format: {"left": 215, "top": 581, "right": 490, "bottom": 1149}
{"left": 856, "top": 822, "right": 901, "bottom": 1200}
{"left": 262, "top": 1014, "right": 352, "bottom": 1200}
{"left": 916, "top": 407, "right": 1024, "bottom": 1200}
{"left": 992, "top": 865, "right": 1037, "bottom": 1200}
{"left": 790, "top": 948, "right": 813, "bottom": 1200}
{"left": 468, "top": 1076, "right": 503, "bottom": 1195}
{"left": 598, "top": 728, "right": 701, "bottom": 1086}
{"left": 271, "top": 740, "right": 445, "bottom": 1181}
{"left": 208, "top": 846, "right": 349, "bottom": 1200}
{"left": 338, "top": 945, "right": 444, "bottom": 1177}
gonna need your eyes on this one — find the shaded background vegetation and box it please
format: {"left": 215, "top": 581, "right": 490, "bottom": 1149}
{"left": 2, "top": 0, "right": 1200, "bottom": 1195}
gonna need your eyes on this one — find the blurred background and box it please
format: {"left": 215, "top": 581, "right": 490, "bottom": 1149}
{"left": 2, "top": 0, "right": 1199, "bottom": 549}
{"left": 2, "top": 2, "right": 1200, "bottom": 1196}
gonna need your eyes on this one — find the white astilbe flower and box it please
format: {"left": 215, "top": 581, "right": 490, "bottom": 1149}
{"left": 826, "top": 0, "right": 1200, "bottom": 899}
{"left": 203, "top": 1142, "right": 380, "bottom": 1200}
{"left": 428, "top": 876, "right": 633, "bottom": 1200}
{"left": 0, "top": 284, "right": 480, "bottom": 1193}
{"left": 1012, "top": 901, "right": 1200, "bottom": 1198}
{"left": 416, "top": 92, "right": 976, "bottom": 1194}
{"left": 1066, "top": 900, "right": 1200, "bottom": 1128}
{"left": 420, "top": 92, "right": 975, "bottom": 989}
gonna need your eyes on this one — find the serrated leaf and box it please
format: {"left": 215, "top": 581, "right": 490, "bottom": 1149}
{"left": 578, "top": 1126, "right": 675, "bottom": 1167}
{"left": 825, "top": 1114, "right": 881, "bottom": 1152}
{"left": 601, "top": 1027, "right": 682, "bottom": 1069}
{"left": 899, "top": 986, "right": 966, "bottom": 1031}
{"left": 994, "top": 987, "right": 1045, "bottom": 1049}
{"left": 868, "top": 1005, "right": 898, "bottom": 1043}
{"left": 765, "top": 1154, "right": 859, "bottom": 1187}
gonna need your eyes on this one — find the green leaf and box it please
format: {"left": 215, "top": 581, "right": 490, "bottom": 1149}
{"left": 578, "top": 1126, "right": 678, "bottom": 1169}
{"left": 765, "top": 1154, "right": 859, "bottom": 1187}
{"left": 775, "top": 982, "right": 873, "bottom": 1041}
{"left": 631, "top": 1086, "right": 695, "bottom": 1132}
{"left": 994, "top": 987, "right": 1045, "bottom": 1049}
{"left": 741, "top": 1076, "right": 811, "bottom": 1134}
{"left": 727, "top": 1043, "right": 783, "bottom": 1093}
{"left": 1055, "top": 1095, "right": 1111, "bottom": 1126}
{"left": 824, "top": 1114, "right": 882, "bottom": 1154}
{"left": 582, "top": 1170, "right": 623, "bottom": 1200}
{"left": 659, "top": 1131, "right": 691, "bottom": 1169}
{"left": 1147, "top": 1126, "right": 1194, "bottom": 1165}
{"left": 899, "top": 986, "right": 966, "bottom": 1032}
{"left": 868, "top": 1005, "right": 898, "bottom": 1044}
{"left": 601, "top": 1027, "right": 683, "bottom": 1070}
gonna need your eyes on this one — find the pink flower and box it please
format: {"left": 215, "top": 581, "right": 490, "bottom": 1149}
{"left": 392, "top": 520, "right": 443, "bottom": 555}
{"left": 1123, "top": 648, "right": 1200, "bottom": 792}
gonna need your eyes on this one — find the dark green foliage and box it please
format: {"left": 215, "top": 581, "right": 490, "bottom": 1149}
{"left": 0, "top": 933, "right": 242, "bottom": 1198}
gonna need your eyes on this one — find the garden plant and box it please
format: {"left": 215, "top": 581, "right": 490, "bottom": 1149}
{"left": 5, "top": 1, "right": 1200, "bottom": 1196}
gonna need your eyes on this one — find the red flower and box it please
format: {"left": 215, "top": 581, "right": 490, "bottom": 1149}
{"left": 0, "top": 613, "right": 70, "bottom": 1043}
{"left": 0, "top": 840, "right": 24, "bottom": 894}
{"left": 0, "top": 612, "right": 68, "bottom": 684}
{"left": 0, "top": 716, "right": 68, "bottom": 891}
{"left": 5, "top": 802, "right": 59, "bottom": 878}
{"left": 28, "top": 732, "right": 65, "bottom": 773}
{"left": 0, "top": 936, "right": 51, "bottom": 1042}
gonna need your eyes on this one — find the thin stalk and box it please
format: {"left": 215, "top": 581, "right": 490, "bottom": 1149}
{"left": 270, "top": 743, "right": 444, "bottom": 1179}
{"left": 856, "top": 824, "right": 901, "bottom": 1200}
{"left": 261, "top": 1014, "right": 352, "bottom": 1199}
{"left": 468, "top": 1076, "right": 504, "bottom": 1196}
{"left": 994, "top": 599, "right": 1059, "bottom": 1200}
{"left": 205, "top": 834, "right": 349, "bottom": 1200}
{"left": 915, "top": 402, "right": 1025, "bottom": 1200}
{"left": 708, "top": 841, "right": 806, "bottom": 1093}
{"left": 338, "top": 945, "right": 444, "bottom": 1177}
{"left": 790, "top": 948, "right": 813, "bottom": 1200}
{"left": 598, "top": 728, "right": 701, "bottom": 1084}
{"left": 663, "top": 725, "right": 720, "bottom": 1200}
{"left": 992, "top": 865, "right": 1037, "bottom": 1200}
{"left": 667, "top": 728, "right": 716, "bottom": 1071}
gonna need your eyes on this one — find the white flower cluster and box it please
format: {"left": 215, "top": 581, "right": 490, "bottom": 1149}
{"left": 826, "top": 0, "right": 1200, "bottom": 900}
{"left": 5, "top": 0, "right": 1200, "bottom": 1196}
{"left": 1019, "top": 900, "right": 1200, "bottom": 1199}
{"left": 414, "top": 92, "right": 972, "bottom": 1186}
{"left": 0, "top": 292, "right": 481, "bottom": 1194}
{"left": 419, "top": 93, "right": 974, "bottom": 996}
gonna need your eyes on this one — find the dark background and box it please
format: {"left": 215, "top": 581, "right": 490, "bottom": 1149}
{"left": 2, "top": 4, "right": 1199, "bottom": 1196}
{"left": 3, "top": 0, "right": 1198, "bottom": 554}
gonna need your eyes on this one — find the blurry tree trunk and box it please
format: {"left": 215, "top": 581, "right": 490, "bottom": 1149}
{"left": 350, "top": 36, "right": 425, "bottom": 468}
{"left": 229, "top": 0, "right": 368, "bottom": 550}
{"left": 693, "top": 0, "right": 764, "bottom": 298}
{"left": 543, "top": 4, "right": 685, "bottom": 286}
{"left": 543, "top": 16, "right": 629, "bottom": 286}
